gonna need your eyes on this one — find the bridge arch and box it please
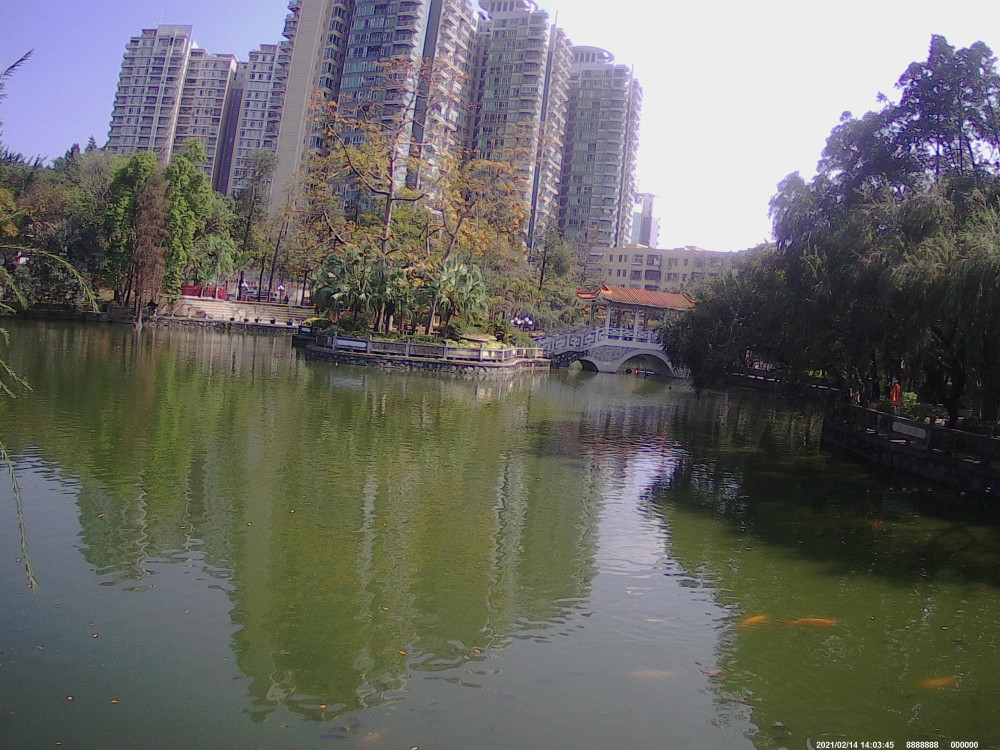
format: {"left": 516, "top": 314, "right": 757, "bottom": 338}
{"left": 575, "top": 358, "right": 601, "bottom": 373}
{"left": 614, "top": 351, "right": 675, "bottom": 377}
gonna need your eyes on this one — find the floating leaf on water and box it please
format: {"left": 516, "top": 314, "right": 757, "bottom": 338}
{"left": 318, "top": 703, "right": 328, "bottom": 710}
{"left": 97, "top": 513, "right": 106, "bottom": 518}
{"left": 110, "top": 699, "right": 119, "bottom": 704}
{"left": 380, "top": 606, "right": 389, "bottom": 612}
{"left": 65, "top": 696, "right": 74, "bottom": 701}
{"left": 91, "top": 633, "right": 99, "bottom": 638}
{"left": 397, "top": 650, "right": 407, "bottom": 656}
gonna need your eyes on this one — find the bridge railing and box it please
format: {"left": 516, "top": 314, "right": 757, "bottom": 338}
{"left": 539, "top": 325, "right": 662, "bottom": 355}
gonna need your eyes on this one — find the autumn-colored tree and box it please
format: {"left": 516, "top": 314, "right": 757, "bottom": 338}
{"left": 130, "top": 170, "right": 169, "bottom": 327}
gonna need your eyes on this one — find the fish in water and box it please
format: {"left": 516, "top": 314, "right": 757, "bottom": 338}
{"left": 920, "top": 676, "right": 957, "bottom": 689}
{"left": 360, "top": 728, "right": 388, "bottom": 746}
{"left": 739, "top": 614, "right": 771, "bottom": 629}
{"left": 630, "top": 670, "right": 674, "bottom": 680}
{"left": 785, "top": 617, "right": 838, "bottom": 627}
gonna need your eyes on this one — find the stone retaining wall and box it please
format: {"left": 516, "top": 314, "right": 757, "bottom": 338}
{"left": 149, "top": 317, "right": 296, "bottom": 335}
{"left": 303, "top": 345, "right": 551, "bottom": 378}
{"left": 820, "top": 418, "right": 999, "bottom": 497}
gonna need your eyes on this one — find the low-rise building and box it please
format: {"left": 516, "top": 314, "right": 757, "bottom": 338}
{"left": 586, "top": 245, "right": 736, "bottom": 293}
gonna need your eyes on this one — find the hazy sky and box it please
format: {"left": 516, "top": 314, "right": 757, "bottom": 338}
{"left": 3, "top": 0, "right": 1000, "bottom": 251}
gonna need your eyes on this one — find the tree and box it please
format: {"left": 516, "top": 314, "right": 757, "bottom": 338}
{"left": 429, "top": 259, "right": 488, "bottom": 332}
{"left": 104, "top": 152, "right": 159, "bottom": 302}
{"left": 534, "top": 223, "right": 573, "bottom": 292}
{"left": 130, "top": 170, "right": 169, "bottom": 326}
{"left": 669, "top": 37, "right": 1000, "bottom": 424}
{"left": 309, "top": 57, "right": 432, "bottom": 261}
{"left": 232, "top": 149, "right": 278, "bottom": 298}
{"left": 162, "top": 140, "right": 214, "bottom": 299}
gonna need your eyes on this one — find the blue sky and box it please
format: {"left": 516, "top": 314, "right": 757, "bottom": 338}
{"left": 3, "top": 0, "right": 1000, "bottom": 251}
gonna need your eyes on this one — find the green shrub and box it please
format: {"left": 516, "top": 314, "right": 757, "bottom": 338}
{"left": 303, "top": 316, "right": 334, "bottom": 330}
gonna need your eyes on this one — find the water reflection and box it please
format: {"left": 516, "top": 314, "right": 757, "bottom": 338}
{"left": 3, "top": 321, "right": 1000, "bottom": 749}
{"left": 641, "top": 392, "right": 1000, "bottom": 748}
{"left": 1, "top": 322, "right": 601, "bottom": 724}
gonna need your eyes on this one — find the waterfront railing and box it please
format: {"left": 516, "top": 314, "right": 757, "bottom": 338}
{"left": 832, "top": 403, "right": 1000, "bottom": 468}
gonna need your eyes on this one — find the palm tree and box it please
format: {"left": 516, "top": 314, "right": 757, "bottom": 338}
{"left": 434, "top": 259, "right": 488, "bottom": 333}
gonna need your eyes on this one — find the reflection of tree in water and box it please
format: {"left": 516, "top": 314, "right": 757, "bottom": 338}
{"left": 1, "top": 321, "right": 600, "bottom": 722}
{"left": 635, "top": 390, "right": 1000, "bottom": 749}
{"left": 228, "top": 381, "right": 601, "bottom": 722}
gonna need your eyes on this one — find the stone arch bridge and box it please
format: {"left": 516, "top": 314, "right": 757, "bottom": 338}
{"left": 534, "top": 285, "right": 694, "bottom": 376}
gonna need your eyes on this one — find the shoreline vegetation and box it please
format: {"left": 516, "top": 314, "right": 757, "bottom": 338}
{"left": 9, "top": 38, "right": 1000, "bottom": 492}
{"left": 665, "top": 37, "right": 1000, "bottom": 461}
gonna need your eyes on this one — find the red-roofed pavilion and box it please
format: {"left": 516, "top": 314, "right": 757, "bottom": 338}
{"left": 577, "top": 284, "right": 694, "bottom": 343}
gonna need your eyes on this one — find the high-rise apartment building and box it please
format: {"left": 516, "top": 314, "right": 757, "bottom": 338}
{"left": 107, "top": 25, "right": 238, "bottom": 190}
{"left": 631, "top": 192, "right": 660, "bottom": 247}
{"left": 469, "top": 0, "right": 571, "bottom": 247}
{"left": 177, "top": 48, "right": 238, "bottom": 191}
{"left": 271, "top": 0, "right": 353, "bottom": 206}
{"left": 107, "top": 25, "right": 195, "bottom": 162}
{"left": 221, "top": 43, "right": 288, "bottom": 195}
{"left": 558, "top": 46, "right": 641, "bottom": 249}
{"left": 271, "top": 0, "right": 479, "bottom": 205}
{"left": 107, "top": 3, "right": 643, "bottom": 251}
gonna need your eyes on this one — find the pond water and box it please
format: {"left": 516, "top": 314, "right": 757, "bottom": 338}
{"left": 1, "top": 320, "right": 999, "bottom": 750}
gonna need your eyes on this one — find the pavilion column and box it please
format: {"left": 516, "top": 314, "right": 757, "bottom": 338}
{"left": 632, "top": 307, "right": 641, "bottom": 339}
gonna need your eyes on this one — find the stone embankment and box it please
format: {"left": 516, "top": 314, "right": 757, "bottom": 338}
{"left": 303, "top": 332, "right": 550, "bottom": 377}
{"left": 821, "top": 404, "right": 1000, "bottom": 496}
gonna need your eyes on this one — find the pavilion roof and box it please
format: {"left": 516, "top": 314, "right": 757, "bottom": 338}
{"left": 578, "top": 284, "right": 696, "bottom": 311}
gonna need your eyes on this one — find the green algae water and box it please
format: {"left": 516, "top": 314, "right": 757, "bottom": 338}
{"left": 1, "top": 319, "right": 999, "bottom": 750}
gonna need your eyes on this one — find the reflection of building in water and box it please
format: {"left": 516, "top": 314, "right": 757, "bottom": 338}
{"left": 1, "top": 324, "right": 600, "bottom": 720}
{"left": 227, "top": 387, "right": 601, "bottom": 719}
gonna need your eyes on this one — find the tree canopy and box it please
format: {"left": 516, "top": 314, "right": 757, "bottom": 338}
{"left": 665, "top": 35, "right": 1000, "bottom": 426}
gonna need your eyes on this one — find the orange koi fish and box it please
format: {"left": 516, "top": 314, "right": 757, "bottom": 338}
{"left": 785, "top": 617, "right": 838, "bottom": 627}
{"left": 919, "top": 676, "right": 957, "bottom": 689}
{"left": 739, "top": 614, "right": 771, "bottom": 629}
